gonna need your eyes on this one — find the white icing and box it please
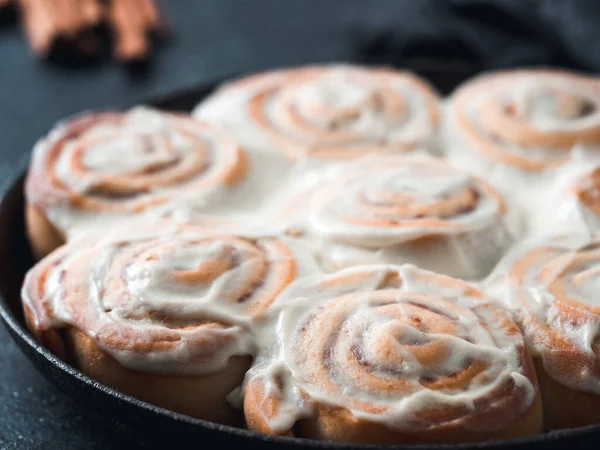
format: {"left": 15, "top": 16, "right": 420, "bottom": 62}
{"left": 21, "top": 222, "right": 323, "bottom": 375}
{"left": 443, "top": 71, "right": 600, "bottom": 240}
{"left": 485, "top": 233, "right": 600, "bottom": 393}
{"left": 446, "top": 71, "right": 600, "bottom": 169}
{"left": 245, "top": 264, "right": 536, "bottom": 433}
{"left": 270, "top": 155, "right": 514, "bottom": 280}
{"left": 27, "top": 107, "right": 259, "bottom": 239}
{"left": 23, "top": 65, "right": 600, "bottom": 423}
{"left": 193, "top": 64, "right": 440, "bottom": 157}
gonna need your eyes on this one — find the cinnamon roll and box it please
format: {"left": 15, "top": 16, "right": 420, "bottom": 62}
{"left": 25, "top": 107, "right": 248, "bottom": 259}
{"left": 244, "top": 264, "right": 542, "bottom": 444}
{"left": 488, "top": 234, "right": 600, "bottom": 429}
{"left": 447, "top": 69, "right": 600, "bottom": 173}
{"left": 282, "top": 156, "right": 514, "bottom": 280}
{"left": 21, "top": 220, "right": 320, "bottom": 424}
{"left": 193, "top": 64, "right": 440, "bottom": 160}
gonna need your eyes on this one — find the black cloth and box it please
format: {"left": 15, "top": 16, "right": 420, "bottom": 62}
{"left": 1, "top": 1, "right": 600, "bottom": 448}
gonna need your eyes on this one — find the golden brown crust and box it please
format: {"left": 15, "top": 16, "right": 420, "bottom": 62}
{"left": 534, "top": 356, "right": 600, "bottom": 430}
{"left": 23, "top": 302, "right": 68, "bottom": 361}
{"left": 245, "top": 376, "right": 542, "bottom": 444}
{"left": 24, "top": 301, "right": 251, "bottom": 425}
{"left": 302, "top": 397, "right": 541, "bottom": 444}
{"left": 67, "top": 328, "right": 251, "bottom": 426}
{"left": 502, "top": 235, "right": 600, "bottom": 426}
{"left": 25, "top": 202, "right": 65, "bottom": 260}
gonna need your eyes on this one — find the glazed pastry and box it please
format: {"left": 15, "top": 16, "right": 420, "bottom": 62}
{"left": 193, "top": 64, "right": 440, "bottom": 159}
{"left": 280, "top": 155, "right": 514, "bottom": 280}
{"left": 447, "top": 69, "right": 600, "bottom": 173}
{"left": 243, "top": 264, "right": 542, "bottom": 444}
{"left": 21, "top": 219, "right": 320, "bottom": 425}
{"left": 24, "top": 107, "right": 248, "bottom": 259}
{"left": 487, "top": 234, "right": 600, "bottom": 429}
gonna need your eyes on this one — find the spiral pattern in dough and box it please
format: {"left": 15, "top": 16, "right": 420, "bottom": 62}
{"left": 449, "top": 69, "right": 600, "bottom": 171}
{"left": 194, "top": 65, "right": 440, "bottom": 159}
{"left": 307, "top": 157, "right": 506, "bottom": 247}
{"left": 499, "top": 235, "right": 600, "bottom": 393}
{"left": 25, "top": 107, "right": 247, "bottom": 236}
{"left": 21, "top": 221, "right": 304, "bottom": 375}
{"left": 244, "top": 265, "right": 538, "bottom": 440}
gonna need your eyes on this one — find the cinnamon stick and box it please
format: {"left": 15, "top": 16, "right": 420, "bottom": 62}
{"left": 110, "top": 0, "right": 148, "bottom": 61}
{"left": 56, "top": 0, "right": 80, "bottom": 38}
{"left": 74, "top": 0, "right": 104, "bottom": 55}
{"left": 19, "top": 0, "right": 58, "bottom": 55}
{"left": 17, "top": 0, "right": 164, "bottom": 61}
{"left": 109, "top": 0, "right": 162, "bottom": 61}
{"left": 80, "top": 0, "right": 103, "bottom": 27}
{"left": 139, "top": 0, "right": 162, "bottom": 31}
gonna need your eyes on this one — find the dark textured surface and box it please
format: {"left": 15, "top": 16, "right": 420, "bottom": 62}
{"left": 1, "top": 1, "right": 600, "bottom": 448}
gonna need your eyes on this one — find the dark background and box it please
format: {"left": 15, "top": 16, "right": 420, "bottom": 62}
{"left": 1, "top": 0, "right": 600, "bottom": 448}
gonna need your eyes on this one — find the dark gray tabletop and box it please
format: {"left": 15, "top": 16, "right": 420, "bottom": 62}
{"left": 0, "top": 1, "right": 598, "bottom": 448}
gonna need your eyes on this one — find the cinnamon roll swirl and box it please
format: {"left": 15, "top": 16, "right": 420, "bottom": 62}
{"left": 193, "top": 64, "right": 440, "bottom": 160}
{"left": 25, "top": 107, "right": 247, "bottom": 259}
{"left": 447, "top": 69, "right": 600, "bottom": 173}
{"left": 283, "top": 156, "right": 513, "bottom": 279}
{"left": 244, "top": 264, "right": 542, "bottom": 444}
{"left": 488, "top": 234, "right": 600, "bottom": 429}
{"left": 21, "top": 220, "right": 320, "bottom": 424}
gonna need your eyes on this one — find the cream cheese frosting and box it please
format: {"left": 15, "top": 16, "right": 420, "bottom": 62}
{"left": 22, "top": 65, "right": 600, "bottom": 420}
{"left": 193, "top": 64, "right": 441, "bottom": 159}
{"left": 26, "top": 107, "right": 251, "bottom": 239}
{"left": 21, "top": 220, "right": 323, "bottom": 374}
{"left": 485, "top": 233, "right": 600, "bottom": 394}
{"left": 243, "top": 264, "right": 537, "bottom": 434}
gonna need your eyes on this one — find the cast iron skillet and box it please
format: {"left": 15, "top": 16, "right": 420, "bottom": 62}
{"left": 1, "top": 64, "right": 599, "bottom": 449}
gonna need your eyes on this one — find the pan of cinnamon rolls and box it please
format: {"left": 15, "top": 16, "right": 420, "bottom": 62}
{"left": 3, "top": 63, "right": 600, "bottom": 448}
